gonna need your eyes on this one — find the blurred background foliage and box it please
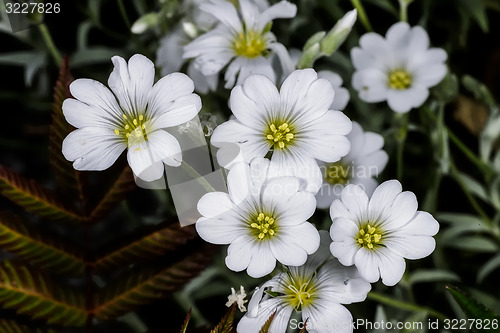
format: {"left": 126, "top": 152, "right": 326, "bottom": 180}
{"left": 1, "top": 0, "right": 500, "bottom": 332}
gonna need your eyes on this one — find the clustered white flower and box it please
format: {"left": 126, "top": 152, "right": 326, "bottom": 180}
{"left": 351, "top": 22, "right": 447, "bottom": 113}
{"left": 61, "top": 3, "right": 447, "bottom": 330}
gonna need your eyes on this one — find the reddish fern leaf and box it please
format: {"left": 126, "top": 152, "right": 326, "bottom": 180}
{"left": 0, "top": 165, "right": 81, "bottom": 223}
{"left": 93, "top": 243, "right": 216, "bottom": 321}
{"left": 48, "top": 56, "right": 87, "bottom": 208}
{"left": 92, "top": 222, "right": 197, "bottom": 273}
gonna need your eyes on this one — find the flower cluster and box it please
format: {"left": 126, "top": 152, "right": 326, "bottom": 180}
{"left": 60, "top": 1, "right": 448, "bottom": 330}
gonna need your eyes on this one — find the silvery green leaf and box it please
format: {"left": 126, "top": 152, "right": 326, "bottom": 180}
{"left": 477, "top": 253, "right": 500, "bottom": 283}
{"left": 408, "top": 269, "right": 461, "bottom": 285}
{"left": 455, "top": 171, "right": 489, "bottom": 203}
{"left": 446, "top": 236, "right": 498, "bottom": 253}
{"left": 70, "top": 47, "right": 122, "bottom": 67}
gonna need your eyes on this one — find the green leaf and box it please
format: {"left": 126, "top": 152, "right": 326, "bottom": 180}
{"left": 179, "top": 309, "right": 191, "bottom": 333}
{"left": 211, "top": 302, "right": 236, "bottom": 333}
{"left": 446, "top": 236, "right": 498, "bottom": 252}
{"left": 446, "top": 286, "right": 500, "bottom": 333}
{"left": 457, "top": 0, "right": 489, "bottom": 32}
{"left": 0, "top": 261, "right": 87, "bottom": 327}
{"left": 408, "top": 269, "right": 461, "bottom": 285}
{"left": 0, "top": 165, "right": 82, "bottom": 223}
{"left": 0, "top": 319, "right": 57, "bottom": 333}
{"left": 48, "top": 55, "right": 88, "bottom": 208}
{"left": 92, "top": 222, "right": 198, "bottom": 273}
{"left": 477, "top": 253, "right": 500, "bottom": 283}
{"left": 455, "top": 171, "right": 489, "bottom": 203}
{"left": 93, "top": 243, "right": 216, "bottom": 321}
{"left": 436, "top": 213, "right": 486, "bottom": 226}
{"left": 70, "top": 47, "right": 123, "bottom": 67}
{"left": 0, "top": 212, "right": 86, "bottom": 275}
{"left": 258, "top": 310, "right": 276, "bottom": 333}
{"left": 87, "top": 166, "right": 136, "bottom": 222}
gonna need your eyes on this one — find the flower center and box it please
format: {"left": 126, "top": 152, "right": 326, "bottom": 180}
{"left": 324, "top": 161, "right": 350, "bottom": 185}
{"left": 287, "top": 282, "right": 314, "bottom": 310}
{"left": 356, "top": 224, "right": 383, "bottom": 250}
{"left": 114, "top": 114, "right": 149, "bottom": 147}
{"left": 388, "top": 70, "right": 412, "bottom": 90}
{"left": 233, "top": 30, "right": 266, "bottom": 58}
{"left": 249, "top": 212, "right": 277, "bottom": 240}
{"left": 265, "top": 122, "right": 294, "bottom": 150}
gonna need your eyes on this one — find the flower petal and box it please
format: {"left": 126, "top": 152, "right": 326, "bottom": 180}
{"left": 246, "top": 241, "right": 277, "bottom": 278}
{"left": 352, "top": 69, "right": 388, "bottom": 103}
{"left": 272, "top": 222, "right": 320, "bottom": 264}
{"left": 368, "top": 180, "right": 402, "bottom": 222}
{"left": 382, "top": 191, "right": 418, "bottom": 229}
{"left": 230, "top": 74, "right": 280, "bottom": 129}
{"left": 62, "top": 127, "right": 125, "bottom": 171}
{"left": 353, "top": 247, "right": 380, "bottom": 283}
{"left": 298, "top": 110, "right": 352, "bottom": 162}
{"left": 200, "top": 0, "right": 242, "bottom": 33}
{"left": 399, "top": 211, "right": 440, "bottom": 236}
{"left": 225, "top": 235, "right": 256, "bottom": 271}
{"left": 386, "top": 85, "right": 429, "bottom": 113}
{"left": 62, "top": 99, "right": 118, "bottom": 129}
{"left": 376, "top": 247, "right": 406, "bottom": 286}
{"left": 256, "top": 0, "right": 297, "bottom": 31}
{"left": 385, "top": 233, "right": 436, "bottom": 260}
{"left": 316, "top": 259, "right": 371, "bottom": 304}
{"left": 237, "top": 298, "right": 292, "bottom": 333}
{"left": 211, "top": 120, "right": 269, "bottom": 163}
{"left": 197, "top": 192, "right": 235, "bottom": 218}
{"left": 108, "top": 54, "right": 155, "bottom": 115}
{"left": 302, "top": 301, "right": 353, "bottom": 333}
{"left": 196, "top": 217, "right": 244, "bottom": 245}
{"left": 330, "top": 217, "right": 360, "bottom": 266}
{"left": 69, "top": 78, "right": 123, "bottom": 119}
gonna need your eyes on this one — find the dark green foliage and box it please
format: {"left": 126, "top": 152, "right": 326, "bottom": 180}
{"left": 0, "top": 212, "right": 85, "bottom": 275}
{"left": 94, "top": 243, "right": 216, "bottom": 321}
{"left": 0, "top": 261, "right": 87, "bottom": 327}
{"left": 446, "top": 286, "right": 500, "bottom": 332}
{"left": 0, "top": 165, "right": 82, "bottom": 223}
{"left": 0, "top": 319, "right": 57, "bottom": 333}
{"left": 210, "top": 302, "right": 237, "bottom": 333}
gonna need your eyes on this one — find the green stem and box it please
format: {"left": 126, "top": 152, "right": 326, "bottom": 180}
{"left": 37, "top": 23, "right": 62, "bottom": 65}
{"left": 449, "top": 162, "right": 492, "bottom": 225}
{"left": 399, "top": 0, "right": 408, "bottom": 22}
{"left": 180, "top": 161, "right": 216, "bottom": 193}
{"left": 350, "top": 0, "right": 373, "bottom": 31}
{"left": 117, "top": 0, "right": 131, "bottom": 28}
{"left": 368, "top": 291, "right": 448, "bottom": 320}
{"left": 394, "top": 113, "right": 408, "bottom": 181}
{"left": 447, "top": 129, "right": 493, "bottom": 178}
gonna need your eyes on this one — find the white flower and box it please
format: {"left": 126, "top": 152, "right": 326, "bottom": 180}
{"left": 316, "top": 121, "right": 388, "bottom": 209}
{"left": 195, "top": 157, "right": 320, "bottom": 278}
{"left": 62, "top": 54, "right": 202, "bottom": 181}
{"left": 211, "top": 69, "right": 352, "bottom": 193}
{"left": 226, "top": 286, "right": 248, "bottom": 312}
{"left": 351, "top": 22, "right": 447, "bottom": 113}
{"left": 183, "top": 0, "right": 297, "bottom": 88}
{"left": 237, "top": 231, "right": 371, "bottom": 333}
{"left": 329, "top": 180, "right": 440, "bottom": 286}
{"left": 318, "top": 70, "right": 350, "bottom": 110}
{"left": 156, "top": 0, "right": 219, "bottom": 94}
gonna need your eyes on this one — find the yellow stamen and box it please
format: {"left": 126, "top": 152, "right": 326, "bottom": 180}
{"left": 250, "top": 212, "right": 277, "bottom": 240}
{"left": 356, "top": 224, "right": 383, "bottom": 250}
{"left": 388, "top": 70, "right": 412, "bottom": 90}
{"left": 266, "top": 122, "right": 294, "bottom": 150}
